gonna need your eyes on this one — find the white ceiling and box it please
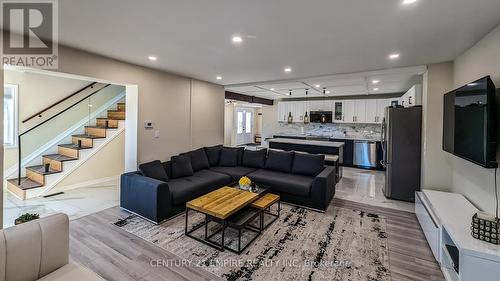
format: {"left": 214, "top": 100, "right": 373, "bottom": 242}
{"left": 225, "top": 66, "right": 425, "bottom": 100}
{"left": 57, "top": 0, "right": 500, "bottom": 85}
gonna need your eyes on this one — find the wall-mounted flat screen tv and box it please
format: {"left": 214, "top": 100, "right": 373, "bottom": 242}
{"left": 443, "top": 76, "right": 498, "bottom": 168}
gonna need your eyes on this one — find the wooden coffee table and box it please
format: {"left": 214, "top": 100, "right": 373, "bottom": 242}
{"left": 251, "top": 193, "right": 281, "bottom": 231}
{"left": 185, "top": 186, "right": 261, "bottom": 252}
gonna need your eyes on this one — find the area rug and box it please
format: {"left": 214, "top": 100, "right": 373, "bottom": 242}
{"left": 114, "top": 204, "right": 391, "bottom": 281}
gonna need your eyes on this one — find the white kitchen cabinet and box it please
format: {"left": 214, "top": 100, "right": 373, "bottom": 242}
{"left": 293, "top": 101, "right": 309, "bottom": 122}
{"left": 353, "top": 100, "right": 366, "bottom": 123}
{"left": 376, "top": 99, "right": 390, "bottom": 123}
{"left": 333, "top": 101, "right": 344, "bottom": 122}
{"left": 365, "top": 100, "right": 378, "bottom": 124}
{"left": 277, "top": 101, "right": 291, "bottom": 122}
{"left": 277, "top": 101, "right": 309, "bottom": 123}
{"left": 401, "top": 85, "right": 422, "bottom": 107}
{"left": 343, "top": 100, "right": 355, "bottom": 123}
{"left": 366, "top": 99, "right": 390, "bottom": 123}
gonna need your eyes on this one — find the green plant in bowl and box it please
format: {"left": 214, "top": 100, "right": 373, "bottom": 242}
{"left": 14, "top": 213, "right": 40, "bottom": 225}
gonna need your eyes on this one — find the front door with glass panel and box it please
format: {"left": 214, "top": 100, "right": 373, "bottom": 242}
{"left": 235, "top": 108, "right": 253, "bottom": 145}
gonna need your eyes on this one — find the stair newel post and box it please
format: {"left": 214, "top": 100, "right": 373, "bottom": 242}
{"left": 17, "top": 135, "right": 21, "bottom": 185}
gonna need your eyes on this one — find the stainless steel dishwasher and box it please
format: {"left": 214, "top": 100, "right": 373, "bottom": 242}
{"left": 353, "top": 140, "right": 377, "bottom": 168}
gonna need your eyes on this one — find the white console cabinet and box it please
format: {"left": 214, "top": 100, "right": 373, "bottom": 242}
{"left": 416, "top": 190, "right": 500, "bottom": 281}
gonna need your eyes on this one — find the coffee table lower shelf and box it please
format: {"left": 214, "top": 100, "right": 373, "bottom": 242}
{"left": 185, "top": 207, "right": 262, "bottom": 254}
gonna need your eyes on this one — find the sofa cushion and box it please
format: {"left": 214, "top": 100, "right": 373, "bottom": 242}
{"left": 265, "top": 150, "right": 294, "bottom": 173}
{"left": 292, "top": 153, "right": 325, "bottom": 176}
{"left": 168, "top": 170, "right": 231, "bottom": 205}
{"left": 210, "top": 166, "right": 257, "bottom": 181}
{"left": 219, "top": 148, "right": 239, "bottom": 167}
{"left": 139, "top": 160, "right": 169, "bottom": 182}
{"left": 248, "top": 169, "right": 314, "bottom": 197}
{"left": 171, "top": 154, "right": 194, "bottom": 178}
{"left": 188, "top": 148, "right": 210, "bottom": 172}
{"left": 204, "top": 145, "right": 222, "bottom": 166}
{"left": 242, "top": 149, "right": 267, "bottom": 168}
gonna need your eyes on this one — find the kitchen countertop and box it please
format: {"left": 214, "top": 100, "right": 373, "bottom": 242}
{"left": 273, "top": 134, "right": 382, "bottom": 142}
{"left": 268, "top": 138, "right": 344, "bottom": 147}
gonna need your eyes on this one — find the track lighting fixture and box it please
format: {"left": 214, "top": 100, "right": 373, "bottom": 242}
{"left": 323, "top": 88, "right": 326, "bottom": 95}
{"left": 289, "top": 89, "right": 292, "bottom": 96}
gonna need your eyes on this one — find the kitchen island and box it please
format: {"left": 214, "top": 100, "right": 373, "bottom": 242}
{"left": 267, "top": 138, "right": 344, "bottom": 163}
{"left": 270, "top": 135, "right": 385, "bottom": 171}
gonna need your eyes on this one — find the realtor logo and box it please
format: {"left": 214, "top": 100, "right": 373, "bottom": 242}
{"left": 1, "top": 0, "right": 58, "bottom": 69}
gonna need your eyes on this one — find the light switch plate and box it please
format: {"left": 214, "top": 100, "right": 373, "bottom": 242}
{"left": 154, "top": 130, "right": 160, "bottom": 138}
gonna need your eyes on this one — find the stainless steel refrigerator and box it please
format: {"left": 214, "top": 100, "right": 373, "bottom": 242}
{"left": 381, "top": 106, "right": 422, "bottom": 202}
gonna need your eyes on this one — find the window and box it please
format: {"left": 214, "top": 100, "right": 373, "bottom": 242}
{"left": 4, "top": 84, "right": 18, "bottom": 147}
{"left": 245, "top": 111, "right": 252, "bottom": 133}
{"left": 237, "top": 111, "right": 243, "bottom": 134}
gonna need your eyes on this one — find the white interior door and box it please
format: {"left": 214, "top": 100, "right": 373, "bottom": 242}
{"left": 235, "top": 107, "right": 254, "bottom": 145}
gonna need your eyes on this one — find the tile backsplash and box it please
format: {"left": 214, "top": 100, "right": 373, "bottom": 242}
{"left": 276, "top": 122, "right": 382, "bottom": 140}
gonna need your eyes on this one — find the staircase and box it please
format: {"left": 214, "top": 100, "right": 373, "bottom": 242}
{"left": 7, "top": 102, "right": 126, "bottom": 200}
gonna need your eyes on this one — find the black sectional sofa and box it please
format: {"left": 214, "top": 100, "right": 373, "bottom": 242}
{"left": 120, "top": 145, "right": 337, "bottom": 223}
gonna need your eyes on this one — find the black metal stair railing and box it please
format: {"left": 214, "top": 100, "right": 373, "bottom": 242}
{"left": 17, "top": 83, "right": 111, "bottom": 185}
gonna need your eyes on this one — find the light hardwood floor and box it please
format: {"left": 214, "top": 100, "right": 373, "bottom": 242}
{"left": 70, "top": 197, "right": 444, "bottom": 281}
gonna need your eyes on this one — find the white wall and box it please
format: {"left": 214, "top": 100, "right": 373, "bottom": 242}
{"left": 261, "top": 104, "right": 277, "bottom": 147}
{"left": 50, "top": 131, "right": 125, "bottom": 192}
{"left": 449, "top": 25, "right": 500, "bottom": 213}
{"left": 422, "top": 25, "right": 500, "bottom": 214}
{"left": 224, "top": 103, "right": 234, "bottom": 146}
{"left": 421, "top": 63, "right": 454, "bottom": 189}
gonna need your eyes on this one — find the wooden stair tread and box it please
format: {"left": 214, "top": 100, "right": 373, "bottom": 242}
{"left": 58, "top": 144, "right": 92, "bottom": 150}
{"left": 96, "top": 117, "right": 122, "bottom": 121}
{"left": 7, "top": 178, "right": 43, "bottom": 190}
{"left": 26, "top": 165, "right": 61, "bottom": 175}
{"left": 84, "top": 125, "right": 116, "bottom": 129}
{"left": 72, "top": 134, "right": 106, "bottom": 139}
{"left": 43, "top": 154, "right": 78, "bottom": 162}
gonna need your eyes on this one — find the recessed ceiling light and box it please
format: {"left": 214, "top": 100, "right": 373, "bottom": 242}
{"left": 270, "top": 88, "right": 275, "bottom": 91}
{"left": 284, "top": 67, "right": 292, "bottom": 73}
{"left": 402, "top": 0, "right": 417, "bottom": 5}
{"left": 325, "top": 90, "right": 331, "bottom": 94}
{"left": 216, "top": 76, "right": 222, "bottom": 80}
{"left": 372, "top": 80, "right": 380, "bottom": 84}
{"left": 148, "top": 56, "right": 157, "bottom": 61}
{"left": 315, "top": 84, "right": 320, "bottom": 88}
{"left": 232, "top": 36, "right": 243, "bottom": 43}
{"left": 389, "top": 53, "right": 400, "bottom": 60}
{"left": 373, "top": 88, "right": 379, "bottom": 91}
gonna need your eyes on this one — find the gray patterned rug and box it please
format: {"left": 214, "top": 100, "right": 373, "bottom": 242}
{"left": 114, "top": 204, "right": 391, "bottom": 281}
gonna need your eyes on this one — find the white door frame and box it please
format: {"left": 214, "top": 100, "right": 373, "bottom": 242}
{"left": 234, "top": 106, "right": 255, "bottom": 146}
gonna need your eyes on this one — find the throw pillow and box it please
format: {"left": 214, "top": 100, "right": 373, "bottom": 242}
{"left": 219, "top": 148, "right": 239, "bottom": 167}
{"left": 171, "top": 154, "right": 194, "bottom": 178}
{"left": 204, "top": 145, "right": 223, "bottom": 166}
{"left": 139, "top": 160, "right": 169, "bottom": 181}
{"left": 189, "top": 148, "right": 210, "bottom": 171}
{"left": 292, "top": 153, "right": 325, "bottom": 176}
{"left": 265, "top": 150, "right": 295, "bottom": 173}
{"left": 242, "top": 149, "right": 267, "bottom": 168}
